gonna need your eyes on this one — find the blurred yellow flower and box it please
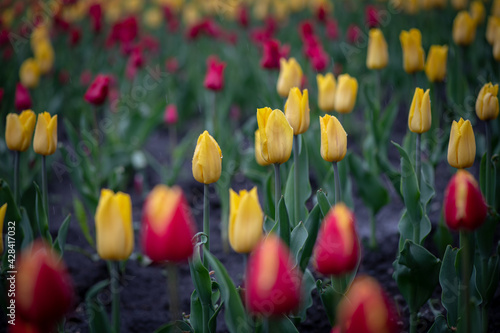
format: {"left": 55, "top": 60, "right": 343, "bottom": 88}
{"left": 277, "top": 57, "right": 303, "bottom": 98}
{"left": 470, "top": 1, "right": 485, "bottom": 25}
{"left": 400, "top": 29, "right": 425, "bottom": 74}
{"left": 334, "top": 74, "right": 358, "bottom": 114}
{"left": 453, "top": 11, "right": 477, "bottom": 46}
{"left": 255, "top": 130, "right": 271, "bottom": 166}
{"left": 19, "top": 58, "right": 41, "bottom": 89}
{"left": 317, "top": 73, "right": 336, "bottom": 112}
{"left": 366, "top": 29, "right": 389, "bottom": 70}
{"left": 425, "top": 45, "right": 448, "bottom": 82}
{"left": 476, "top": 83, "right": 499, "bottom": 120}
{"left": 6, "top": 110, "right": 36, "bottom": 152}
{"left": 33, "top": 112, "right": 58, "bottom": 156}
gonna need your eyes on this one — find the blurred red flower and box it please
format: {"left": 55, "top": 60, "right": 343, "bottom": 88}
{"left": 15, "top": 83, "right": 31, "bottom": 111}
{"left": 204, "top": 56, "right": 225, "bottom": 91}
{"left": 84, "top": 74, "right": 110, "bottom": 106}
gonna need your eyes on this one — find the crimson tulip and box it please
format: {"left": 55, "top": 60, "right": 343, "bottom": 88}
{"left": 84, "top": 74, "right": 110, "bottom": 106}
{"left": 204, "top": 56, "right": 225, "bottom": 91}
{"left": 164, "top": 104, "right": 178, "bottom": 125}
{"left": 260, "top": 39, "right": 289, "bottom": 69}
{"left": 15, "top": 83, "right": 31, "bottom": 111}
{"left": 88, "top": 3, "right": 102, "bottom": 33}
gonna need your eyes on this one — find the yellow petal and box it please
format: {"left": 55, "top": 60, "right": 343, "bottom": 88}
{"left": 0, "top": 203, "right": 6, "bottom": 253}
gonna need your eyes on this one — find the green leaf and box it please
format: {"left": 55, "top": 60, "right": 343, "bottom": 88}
{"left": 337, "top": 159, "right": 354, "bottom": 209}
{"left": 299, "top": 204, "right": 321, "bottom": 272}
{"left": 268, "top": 316, "right": 299, "bottom": 332}
{"left": 34, "top": 183, "right": 52, "bottom": 243}
{"left": 264, "top": 172, "right": 275, "bottom": 219}
{"left": 439, "top": 246, "right": 459, "bottom": 327}
{"left": 316, "top": 280, "right": 340, "bottom": 325}
{"left": 189, "top": 246, "right": 213, "bottom": 307}
{"left": 85, "top": 280, "right": 112, "bottom": 333}
{"left": 154, "top": 321, "right": 193, "bottom": 333}
{"left": 73, "top": 197, "right": 95, "bottom": 247}
{"left": 189, "top": 290, "right": 204, "bottom": 333}
{"left": 474, "top": 243, "right": 500, "bottom": 305}
{"left": 291, "top": 269, "right": 316, "bottom": 322}
{"left": 54, "top": 214, "right": 71, "bottom": 256}
{"left": 397, "top": 211, "right": 432, "bottom": 251}
{"left": 290, "top": 222, "right": 308, "bottom": 265}
{"left": 433, "top": 215, "right": 453, "bottom": 258}
{"left": 427, "top": 315, "right": 453, "bottom": 333}
{"left": 19, "top": 208, "right": 33, "bottom": 249}
{"left": 209, "top": 301, "right": 224, "bottom": 333}
{"left": 421, "top": 162, "right": 435, "bottom": 211}
{"left": 0, "top": 179, "right": 21, "bottom": 223}
{"left": 263, "top": 216, "right": 275, "bottom": 234}
{"left": 278, "top": 197, "right": 290, "bottom": 246}
{"left": 316, "top": 190, "right": 331, "bottom": 217}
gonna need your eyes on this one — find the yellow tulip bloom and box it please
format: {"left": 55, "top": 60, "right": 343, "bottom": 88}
{"left": 475, "top": 83, "right": 499, "bottom": 121}
{"left": 317, "top": 73, "right": 336, "bottom": 112}
{"left": 486, "top": 16, "right": 500, "bottom": 45}
{"left": 257, "top": 107, "right": 293, "bottom": 164}
{"left": 229, "top": 187, "right": 264, "bottom": 253}
{"left": 19, "top": 58, "right": 40, "bottom": 89}
{"left": 320, "top": 114, "right": 347, "bottom": 162}
{"left": 400, "top": 29, "right": 425, "bottom": 74}
{"left": 276, "top": 57, "right": 303, "bottom": 98}
{"left": 6, "top": 110, "right": 36, "bottom": 152}
{"left": 408, "top": 88, "right": 432, "bottom": 134}
{"left": 33, "top": 112, "right": 58, "bottom": 156}
{"left": 334, "top": 74, "right": 358, "bottom": 114}
{"left": 284, "top": 88, "right": 310, "bottom": 135}
{"left": 452, "top": 0, "right": 468, "bottom": 10}
{"left": 95, "top": 189, "right": 134, "bottom": 260}
{"left": 34, "top": 41, "right": 54, "bottom": 74}
{"left": 470, "top": 1, "right": 485, "bottom": 25}
{"left": 425, "top": 45, "right": 448, "bottom": 83}
{"left": 447, "top": 118, "right": 476, "bottom": 169}
{"left": 255, "top": 130, "right": 271, "bottom": 166}
{"left": 453, "top": 11, "right": 477, "bottom": 46}
{"left": 192, "top": 131, "right": 222, "bottom": 184}
{"left": 493, "top": 0, "right": 500, "bottom": 17}
{"left": 30, "top": 24, "right": 50, "bottom": 52}
{"left": 366, "top": 29, "right": 389, "bottom": 70}
{"left": 0, "top": 204, "right": 6, "bottom": 253}
{"left": 144, "top": 7, "right": 163, "bottom": 29}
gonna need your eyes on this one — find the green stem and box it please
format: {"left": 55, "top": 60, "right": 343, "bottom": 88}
{"left": 410, "top": 311, "right": 418, "bottom": 333}
{"left": 14, "top": 151, "right": 19, "bottom": 207}
{"left": 460, "top": 230, "right": 471, "bottom": 333}
{"left": 414, "top": 134, "right": 421, "bottom": 244}
{"left": 203, "top": 184, "right": 210, "bottom": 267}
{"left": 108, "top": 261, "right": 120, "bottom": 333}
{"left": 369, "top": 211, "right": 377, "bottom": 250}
{"left": 293, "top": 135, "right": 300, "bottom": 225}
{"left": 42, "top": 155, "right": 48, "bottom": 219}
{"left": 167, "top": 263, "right": 180, "bottom": 320}
{"left": 332, "top": 162, "right": 341, "bottom": 204}
{"left": 274, "top": 163, "right": 281, "bottom": 222}
{"left": 485, "top": 121, "right": 493, "bottom": 205}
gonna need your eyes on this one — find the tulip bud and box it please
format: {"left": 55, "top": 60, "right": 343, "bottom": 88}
{"left": 84, "top": 74, "right": 110, "bottom": 106}
{"left": 334, "top": 74, "right": 358, "bottom": 114}
{"left": 319, "top": 115, "right": 347, "bottom": 163}
{"left": 447, "top": 118, "right": 476, "bottom": 169}
{"left": 494, "top": 34, "right": 500, "bottom": 61}
{"left": 144, "top": 7, "right": 162, "bottom": 29}
{"left": 229, "top": 187, "right": 264, "bottom": 253}
{"left": 141, "top": 185, "right": 196, "bottom": 262}
{"left": 425, "top": 45, "right": 448, "bottom": 83}
{"left": 34, "top": 40, "right": 54, "bottom": 74}
{"left": 95, "top": 189, "right": 134, "bottom": 260}
{"left": 6, "top": 110, "right": 36, "bottom": 152}
{"left": 255, "top": 129, "right": 271, "bottom": 166}
{"left": 245, "top": 234, "right": 302, "bottom": 316}
{"left": 399, "top": 29, "right": 425, "bottom": 74}
{"left": 277, "top": 57, "right": 303, "bottom": 97}
{"left": 336, "top": 276, "right": 399, "bottom": 333}
{"left": 366, "top": 29, "right": 389, "bottom": 70}
{"left": 475, "top": 82, "right": 499, "bottom": 121}
{"left": 19, "top": 58, "right": 40, "bottom": 89}
{"left": 33, "top": 112, "right": 58, "bottom": 156}
{"left": 192, "top": 131, "right": 222, "bottom": 184}
{"left": 452, "top": 0, "right": 468, "bottom": 10}
{"left": 316, "top": 73, "right": 336, "bottom": 112}
{"left": 408, "top": 88, "right": 432, "bottom": 134}
{"left": 0, "top": 203, "right": 6, "bottom": 253}
{"left": 284, "top": 88, "right": 310, "bottom": 135}
{"left": 487, "top": 16, "right": 500, "bottom": 45}
{"left": 204, "top": 56, "right": 225, "bottom": 91}
{"left": 453, "top": 11, "right": 476, "bottom": 46}
{"left": 494, "top": 0, "right": 500, "bottom": 17}
{"left": 470, "top": 1, "right": 485, "bottom": 25}
{"left": 444, "top": 170, "right": 487, "bottom": 231}
{"left": 313, "top": 203, "right": 360, "bottom": 276}
{"left": 256, "top": 107, "right": 294, "bottom": 164}
{"left": 15, "top": 83, "right": 32, "bottom": 111}
{"left": 16, "top": 242, "right": 73, "bottom": 331}
{"left": 164, "top": 104, "right": 179, "bottom": 125}
{"left": 404, "top": 0, "right": 419, "bottom": 14}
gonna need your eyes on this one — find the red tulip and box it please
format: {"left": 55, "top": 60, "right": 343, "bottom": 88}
{"left": 238, "top": 6, "right": 249, "bottom": 28}
{"left": 84, "top": 74, "right": 110, "bottom": 106}
{"left": 0, "top": 29, "right": 10, "bottom": 46}
{"left": 245, "top": 235, "right": 302, "bottom": 316}
{"left": 165, "top": 57, "right": 179, "bottom": 73}
{"left": 125, "top": 47, "right": 144, "bottom": 80}
{"left": 15, "top": 83, "right": 31, "bottom": 111}
{"left": 141, "top": 185, "right": 196, "bottom": 262}
{"left": 347, "top": 24, "right": 362, "bottom": 44}
{"left": 326, "top": 19, "right": 339, "bottom": 40}
{"left": 0, "top": 88, "right": 4, "bottom": 105}
{"left": 365, "top": 6, "right": 380, "bottom": 28}
{"left": 316, "top": 4, "right": 328, "bottom": 22}
{"left": 88, "top": 3, "right": 102, "bottom": 33}
{"left": 204, "top": 56, "right": 225, "bottom": 91}
{"left": 310, "top": 46, "right": 329, "bottom": 72}
{"left": 299, "top": 21, "right": 315, "bottom": 42}
{"left": 444, "top": 170, "right": 488, "bottom": 231}
{"left": 336, "top": 276, "right": 399, "bottom": 333}
{"left": 9, "top": 317, "right": 43, "bottom": 333}
{"left": 69, "top": 27, "right": 81, "bottom": 46}
{"left": 313, "top": 203, "right": 360, "bottom": 276}
{"left": 260, "top": 39, "right": 289, "bottom": 70}
{"left": 15, "top": 241, "right": 73, "bottom": 332}
{"left": 164, "top": 104, "right": 178, "bottom": 125}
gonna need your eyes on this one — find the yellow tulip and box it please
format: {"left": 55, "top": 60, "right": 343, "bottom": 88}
{"left": 273, "top": 0, "right": 290, "bottom": 22}
{"left": 334, "top": 74, "right": 358, "bottom": 114}
{"left": 0, "top": 204, "right": 6, "bottom": 253}
{"left": 425, "top": 45, "right": 448, "bottom": 83}
{"left": 255, "top": 130, "right": 271, "bottom": 166}
{"left": 475, "top": 83, "right": 499, "bottom": 121}
{"left": 257, "top": 107, "right": 293, "bottom": 164}
{"left": 19, "top": 58, "right": 41, "bottom": 89}
{"left": 6, "top": 110, "right": 36, "bottom": 152}
{"left": 33, "top": 112, "right": 58, "bottom": 156}
{"left": 432, "top": 0, "right": 447, "bottom": 9}
{"left": 284, "top": 88, "right": 310, "bottom": 135}
{"left": 95, "top": 189, "right": 134, "bottom": 260}
{"left": 320, "top": 114, "right": 347, "bottom": 162}
{"left": 470, "top": 1, "right": 485, "bottom": 25}
{"left": 30, "top": 24, "right": 50, "bottom": 52}
{"left": 486, "top": 16, "right": 500, "bottom": 45}
{"left": 192, "top": 131, "right": 222, "bottom": 184}
{"left": 399, "top": 29, "right": 425, "bottom": 74}
{"left": 317, "top": 73, "right": 336, "bottom": 112}
{"left": 453, "top": 11, "right": 477, "bottom": 46}
{"left": 408, "top": 88, "right": 432, "bottom": 134}
{"left": 493, "top": 0, "right": 500, "bottom": 17}
{"left": 34, "top": 41, "right": 55, "bottom": 74}
{"left": 144, "top": 7, "right": 163, "bottom": 29}
{"left": 447, "top": 118, "right": 476, "bottom": 169}
{"left": 366, "top": 29, "right": 389, "bottom": 70}
{"left": 254, "top": 0, "right": 270, "bottom": 21}
{"left": 183, "top": 3, "right": 201, "bottom": 26}
{"left": 405, "top": 0, "right": 419, "bottom": 14}
{"left": 229, "top": 187, "right": 264, "bottom": 253}
{"left": 494, "top": 33, "right": 500, "bottom": 61}
{"left": 452, "top": 0, "right": 468, "bottom": 10}
{"left": 124, "top": 0, "right": 144, "bottom": 13}
{"left": 276, "top": 57, "right": 303, "bottom": 98}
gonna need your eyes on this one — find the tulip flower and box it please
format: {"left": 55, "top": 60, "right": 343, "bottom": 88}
{"left": 408, "top": 88, "right": 432, "bottom": 134}
{"left": 336, "top": 276, "right": 399, "bottom": 333}
{"left": 261, "top": 39, "right": 289, "bottom": 70}
{"left": 141, "top": 185, "right": 196, "bottom": 262}
{"left": 453, "top": 11, "right": 476, "bottom": 46}
{"left": 470, "top": 1, "right": 485, "bottom": 25}
{"left": 313, "top": 203, "right": 360, "bottom": 276}
{"left": 347, "top": 25, "right": 362, "bottom": 44}
{"left": 425, "top": 45, "right": 448, "bottom": 82}
{"left": 95, "top": 189, "right": 134, "bottom": 261}
{"left": 256, "top": 107, "right": 294, "bottom": 164}
{"left": 276, "top": 57, "right": 303, "bottom": 97}
{"left": 204, "top": 56, "right": 225, "bottom": 91}
{"left": 334, "top": 74, "right": 358, "bottom": 114}
{"left": 494, "top": 0, "right": 500, "bottom": 17}
{"left": 444, "top": 170, "right": 487, "bottom": 231}
{"left": 255, "top": 129, "right": 271, "bottom": 166}
{"left": 0, "top": 203, "right": 6, "bottom": 252}
{"left": 34, "top": 41, "right": 54, "bottom": 74}
{"left": 475, "top": 82, "right": 499, "bottom": 121}
{"left": 144, "top": 7, "right": 162, "bottom": 29}
{"left": 488, "top": 17, "right": 500, "bottom": 45}
{"left": 366, "top": 29, "right": 389, "bottom": 70}
{"left": 284, "top": 88, "right": 310, "bottom": 135}
{"left": 229, "top": 187, "right": 264, "bottom": 253}
{"left": 33, "top": 112, "right": 58, "bottom": 156}
{"left": 447, "top": 118, "right": 476, "bottom": 169}
{"left": 320, "top": 114, "right": 347, "bottom": 163}
{"left": 164, "top": 104, "right": 178, "bottom": 125}
{"left": 399, "top": 29, "right": 425, "bottom": 74}
{"left": 15, "top": 83, "right": 32, "bottom": 111}
{"left": 494, "top": 34, "right": 500, "bottom": 61}
{"left": 16, "top": 242, "right": 73, "bottom": 331}
{"left": 84, "top": 74, "right": 110, "bottom": 106}
{"left": 5, "top": 110, "right": 36, "bottom": 152}
{"left": 192, "top": 131, "right": 222, "bottom": 184}
{"left": 245, "top": 234, "right": 302, "bottom": 316}
{"left": 452, "top": 0, "right": 468, "bottom": 10}
{"left": 317, "top": 73, "right": 336, "bottom": 112}
{"left": 19, "top": 58, "right": 40, "bottom": 89}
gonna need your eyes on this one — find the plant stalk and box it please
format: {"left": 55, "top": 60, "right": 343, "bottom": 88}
{"left": 167, "top": 263, "right": 180, "bottom": 320}
{"left": 410, "top": 311, "right": 418, "bottom": 333}
{"left": 109, "top": 261, "right": 120, "bottom": 333}
{"left": 14, "top": 151, "right": 20, "bottom": 206}
{"left": 42, "top": 155, "right": 49, "bottom": 218}
{"left": 414, "top": 134, "right": 421, "bottom": 244}
{"left": 274, "top": 163, "right": 281, "bottom": 223}
{"left": 293, "top": 135, "right": 300, "bottom": 225}
{"left": 203, "top": 184, "right": 210, "bottom": 267}
{"left": 485, "top": 121, "right": 493, "bottom": 205}
{"left": 460, "top": 230, "right": 472, "bottom": 333}
{"left": 332, "top": 162, "right": 341, "bottom": 204}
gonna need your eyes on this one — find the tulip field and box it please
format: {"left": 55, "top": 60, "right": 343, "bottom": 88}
{"left": 2, "top": 0, "right": 500, "bottom": 332}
